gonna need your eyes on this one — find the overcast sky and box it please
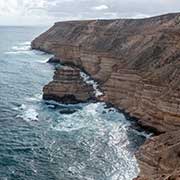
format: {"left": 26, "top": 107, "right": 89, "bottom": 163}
{"left": 0, "top": 0, "right": 180, "bottom": 26}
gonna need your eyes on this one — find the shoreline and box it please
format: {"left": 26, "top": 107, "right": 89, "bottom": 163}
{"left": 43, "top": 56, "right": 152, "bottom": 134}
{"left": 31, "top": 13, "right": 180, "bottom": 179}
{"left": 33, "top": 51, "right": 157, "bottom": 180}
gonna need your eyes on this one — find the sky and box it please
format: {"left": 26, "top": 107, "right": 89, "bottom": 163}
{"left": 0, "top": 0, "right": 180, "bottom": 26}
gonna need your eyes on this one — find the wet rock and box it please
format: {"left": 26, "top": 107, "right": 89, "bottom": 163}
{"left": 47, "top": 56, "right": 60, "bottom": 63}
{"left": 59, "top": 108, "right": 77, "bottom": 114}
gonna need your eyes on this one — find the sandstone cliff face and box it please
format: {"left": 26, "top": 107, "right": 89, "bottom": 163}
{"left": 135, "top": 130, "right": 180, "bottom": 180}
{"left": 32, "top": 13, "right": 180, "bottom": 179}
{"left": 32, "top": 13, "right": 180, "bottom": 132}
{"left": 43, "top": 66, "right": 94, "bottom": 103}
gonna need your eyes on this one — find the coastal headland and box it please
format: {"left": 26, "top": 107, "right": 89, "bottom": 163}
{"left": 32, "top": 13, "right": 180, "bottom": 179}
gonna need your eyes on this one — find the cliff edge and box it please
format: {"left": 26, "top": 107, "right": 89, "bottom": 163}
{"left": 32, "top": 13, "right": 180, "bottom": 179}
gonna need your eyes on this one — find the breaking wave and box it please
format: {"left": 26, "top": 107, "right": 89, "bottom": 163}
{"left": 80, "top": 71, "right": 103, "bottom": 97}
{"left": 0, "top": 27, "right": 150, "bottom": 180}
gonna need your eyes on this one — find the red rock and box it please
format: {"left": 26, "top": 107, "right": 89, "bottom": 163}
{"left": 43, "top": 66, "right": 94, "bottom": 103}
{"left": 32, "top": 13, "right": 180, "bottom": 179}
{"left": 136, "top": 131, "right": 180, "bottom": 179}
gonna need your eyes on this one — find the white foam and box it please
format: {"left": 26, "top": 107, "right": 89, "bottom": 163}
{"left": 31, "top": 50, "right": 46, "bottom": 55}
{"left": 107, "top": 123, "right": 140, "bottom": 179}
{"left": 52, "top": 103, "right": 126, "bottom": 133}
{"left": 25, "top": 94, "right": 42, "bottom": 102}
{"left": 38, "top": 58, "right": 50, "bottom": 63}
{"left": 4, "top": 41, "right": 31, "bottom": 55}
{"left": 80, "top": 72, "right": 103, "bottom": 97}
{"left": 19, "top": 104, "right": 26, "bottom": 110}
{"left": 12, "top": 41, "right": 31, "bottom": 51}
{"left": 19, "top": 41, "right": 31, "bottom": 46}
{"left": 52, "top": 103, "right": 98, "bottom": 132}
{"left": 12, "top": 45, "right": 30, "bottom": 51}
{"left": 4, "top": 51, "right": 32, "bottom": 55}
{"left": 52, "top": 102, "right": 141, "bottom": 179}
{"left": 132, "top": 129, "right": 153, "bottom": 138}
{"left": 16, "top": 105, "right": 39, "bottom": 122}
{"left": 22, "top": 107, "right": 39, "bottom": 122}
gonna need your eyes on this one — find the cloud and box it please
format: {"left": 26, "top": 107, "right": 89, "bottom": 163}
{"left": 0, "top": 0, "right": 54, "bottom": 25}
{"left": 0, "top": 0, "right": 180, "bottom": 25}
{"left": 92, "top": 5, "right": 109, "bottom": 11}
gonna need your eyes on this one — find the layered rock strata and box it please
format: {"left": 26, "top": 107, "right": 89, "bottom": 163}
{"left": 43, "top": 66, "right": 94, "bottom": 103}
{"left": 32, "top": 13, "right": 180, "bottom": 179}
{"left": 135, "top": 130, "right": 180, "bottom": 180}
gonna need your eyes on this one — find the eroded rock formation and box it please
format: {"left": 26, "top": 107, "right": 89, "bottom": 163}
{"left": 135, "top": 131, "right": 180, "bottom": 180}
{"left": 43, "top": 66, "right": 94, "bottom": 103}
{"left": 32, "top": 13, "right": 180, "bottom": 179}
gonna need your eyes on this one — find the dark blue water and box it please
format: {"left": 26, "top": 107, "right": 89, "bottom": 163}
{"left": 0, "top": 26, "right": 148, "bottom": 180}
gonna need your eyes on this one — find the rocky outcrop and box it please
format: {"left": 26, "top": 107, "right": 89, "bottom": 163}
{"left": 43, "top": 66, "right": 94, "bottom": 103}
{"left": 102, "top": 68, "right": 180, "bottom": 133}
{"left": 135, "top": 130, "right": 180, "bottom": 180}
{"left": 32, "top": 13, "right": 180, "bottom": 179}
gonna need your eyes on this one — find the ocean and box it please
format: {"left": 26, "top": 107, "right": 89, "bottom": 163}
{"left": 0, "top": 26, "right": 147, "bottom": 180}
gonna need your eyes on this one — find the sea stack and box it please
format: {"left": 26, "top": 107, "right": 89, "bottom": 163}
{"left": 43, "top": 66, "right": 95, "bottom": 103}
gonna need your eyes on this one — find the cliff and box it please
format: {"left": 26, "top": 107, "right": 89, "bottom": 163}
{"left": 32, "top": 13, "right": 180, "bottom": 179}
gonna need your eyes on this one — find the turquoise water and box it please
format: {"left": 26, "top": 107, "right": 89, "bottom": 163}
{"left": 0, "top": 26, "right": 147, "bottom": 180}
